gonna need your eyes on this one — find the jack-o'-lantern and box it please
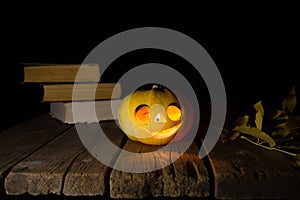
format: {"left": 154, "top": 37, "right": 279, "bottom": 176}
{"left": 118, "top": 85, "right": 182, "bottom": 145}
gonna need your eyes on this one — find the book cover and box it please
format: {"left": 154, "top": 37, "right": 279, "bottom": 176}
{"left": 24, "top": 64, "right": 100, "bottom": 83}
{"left": 50, "top": 100, "right": 121, "bottom": 124}
{"left": 43, "top": 83, "right": 121, "bottom": 102}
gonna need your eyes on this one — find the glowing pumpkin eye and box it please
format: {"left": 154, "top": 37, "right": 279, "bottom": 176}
{"left": 135, "top": 105, "right": 150, "bottom": 122}
{"left": 167, "top": 105, "right": 181, "bottom": 121}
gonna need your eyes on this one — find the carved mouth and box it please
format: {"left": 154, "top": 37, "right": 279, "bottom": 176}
{"left": 151, "top": 123, "right": 182, "bottom": 139}
{"left": 127, "top": 123, "right": 182, "bottom": 143}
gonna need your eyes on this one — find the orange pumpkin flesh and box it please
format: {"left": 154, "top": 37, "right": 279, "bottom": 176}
{"left": 135, "top": 105, "right": 150, "bottom": 122}
{"left": 118, "top": 86, "right": 182, "bottom": 145}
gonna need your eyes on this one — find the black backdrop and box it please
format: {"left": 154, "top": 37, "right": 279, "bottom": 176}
{"left": 1, "top": 5, "right": 299, "bottom": 131}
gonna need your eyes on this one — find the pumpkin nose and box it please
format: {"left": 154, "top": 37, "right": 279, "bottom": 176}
{"left": 154, "top": 113, "right": 167, "bottom": 123}
{"left": 147, "top": 104, "right": 167, "bottom": 132}
{"left": 150, "top": 104, "right": 167, "bottom": 123}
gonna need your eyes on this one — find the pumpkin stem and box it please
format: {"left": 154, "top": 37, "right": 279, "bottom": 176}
{"left": 152, "top": 84, "right": 159, "bottom": 89}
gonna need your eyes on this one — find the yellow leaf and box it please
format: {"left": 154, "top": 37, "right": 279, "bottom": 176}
{"left": 264, "top": 108, "right": 284, "bottom": 120}
{"left": 282, "top": 86, "right": 297, "bottom": 114}
{"left": 254, "top": 101, "right": 264, "bottom": 116}
{"left": 274, "top": 115, "right": 300, "bottom": 138}
{"left": 234, "top": 125, "right": 276, "bottom": 147}
{"left": 272, "top": 128, "right": 290, "bottom": 138}
{"left": 253, "top": 101, "right": 264, "bottom": 130}
{"left": 233, "top": 115, "right": 250, "bottom": 127}
{"left": 275, "top": 123, "right": 287, "bottom": 129}
{"left": 221, "top": 129, "right": 240, "bottom": 143}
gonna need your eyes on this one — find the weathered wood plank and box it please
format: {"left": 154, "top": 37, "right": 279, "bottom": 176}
{"left": 0, "top": 113, "right": 71, "bottom": 193}
{"left": 63, "top": 121, "right": 125, "bottom": 196}
{"left": 5, "top": 126, "right": 84, "bottom": 195}
{"left": 110, "top": 138, "right": 210, "bottom": 198}
{"left": 208, "top": 139, "right": 300, "bottom": 199}
{"left": 110, "top": 140, "right": 163, "bottom": 199}
{"left": 162, "top": 141, "right": 209, "bottom": 197}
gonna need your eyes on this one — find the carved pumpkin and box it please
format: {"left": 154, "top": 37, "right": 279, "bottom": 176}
{"left": 118, "top": 85, "right": 182, "bottom": 145}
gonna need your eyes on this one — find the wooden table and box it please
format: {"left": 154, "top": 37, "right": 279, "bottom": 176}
{"left": 0, "top": 113, "right": 299, "bottom": 199}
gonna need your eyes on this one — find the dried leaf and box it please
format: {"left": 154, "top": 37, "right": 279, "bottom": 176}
{"left": 282, "top": 86, "right": 297, "bottom": 114}
{"left": 255, "top": 112, "right": 263, "bottom": 131}
{"left": 275, "top": 122, "right": 286, "bottom": 129}
{"left": 264, "top": 108, "right": 284, "bottom": 120}
{"left": 234, "top": 125, "right": 276, "bottom": 147}
{"left": 272, "top": 121, "right": 292, "bottom": 138}
{"left": 269, "top": 115, "right": 300, "bottom": 139}
{"left": 233, "top": 115, "right": 250, "bottom": 127}
{"left": 221, "top": 129, "right": 240, "bottom": 143}
{"left": 275, "top": 123, "right": 287, "bottom": 129}
{"left": 272, "top": 128, "right": 291, "bottom": 138}
{"left": 230, "top": 132, "right": 240, "bottom": 141}
{"left": 275, "top": 114, "right": 288, "bottom": 122}
{"left": 253, "top": 101, "right": 264, "bottom": 116}
{"left": 253, "top": 101, "right": 264, "bottom": 130}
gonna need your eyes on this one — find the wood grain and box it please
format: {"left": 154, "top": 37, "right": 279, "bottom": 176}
{"left": 110, "top": 140, "right": 164, "bottom": 199}
{"left": 162, "top": 141, "right": 209, "bottom": 197}
{"left": 208, "top": 139, "right": 300, "bottom": 199}
{"left": 5, "top": 126, "right": 84, "bottom": 195}
{"left": 110, "top": 139, "right": 210, "bottom": 198}
{"left": 0, "top": 113, "right": 71, "bottom": 193}
{"left": 63, "top": 121, "right": 125, "bottom": 196}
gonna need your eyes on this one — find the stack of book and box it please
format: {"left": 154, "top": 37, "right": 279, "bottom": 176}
{"left": 23, "top": 63, "right": 121, "bottom": 123}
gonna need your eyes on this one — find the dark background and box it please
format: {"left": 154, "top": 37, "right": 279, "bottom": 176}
{"left": 1, "top": 5, "right": 299, "bottom": 132}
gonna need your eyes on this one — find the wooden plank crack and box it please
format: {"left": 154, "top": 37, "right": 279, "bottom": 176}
{"left": 60, "top": 152, "right": 82, "bottom": 195}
